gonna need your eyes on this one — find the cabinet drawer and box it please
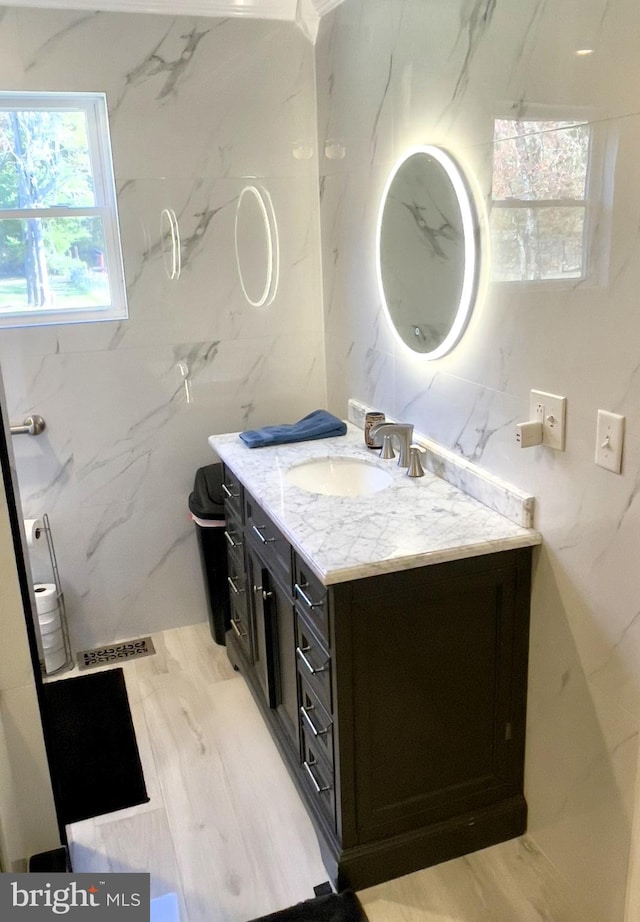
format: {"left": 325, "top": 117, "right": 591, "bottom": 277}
{"left": 301, "top": 729, "right": 336, "bottom": 832}
{"left": 299, "top": 677, "right": 334, "bottom": 771}
{"left": 294, "top": 557, "right": 329, "bottom": 644}
{"left": 296, "top": 613, "right": 332, "bottom": 715}
{"left": 222, "top": 465, "right": 243, "bottom": 519}
{"left": 245, "top": 495, "right": 292, "bottom": 588}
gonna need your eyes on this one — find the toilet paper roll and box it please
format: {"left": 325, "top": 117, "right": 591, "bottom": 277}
{"left": 42, "top": 628, "right": 64, "bottom": 651}
{"left": 38, "top": 609, "right": 61, "bottom": 634}
{"left": 23, "top": 518, "right": 43, "bottom": 548}
{"left": 33, "top": 583, "right": 58, "bottom": 615}
{"left": 44, "top": 646, "right": 67, "bottom": 674}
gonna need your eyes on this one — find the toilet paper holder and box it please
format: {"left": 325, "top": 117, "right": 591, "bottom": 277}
{"left": 32, "top": 513, "right": 72, "bottom": 677}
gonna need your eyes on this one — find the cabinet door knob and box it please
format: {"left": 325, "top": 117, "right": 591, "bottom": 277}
{"left": 253, "top": 584, "right": 273, "bottom": 601}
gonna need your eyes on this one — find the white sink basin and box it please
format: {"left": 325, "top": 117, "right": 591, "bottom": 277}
{"left": 285, "top": 457, "right": 393, "bottom": 497}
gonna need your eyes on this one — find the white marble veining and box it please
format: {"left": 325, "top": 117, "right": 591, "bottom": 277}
{"left": 0, "top": 1, "right": 638, "bottom": 918}
{"left": 209, "top": 424, "right": 540, "bottom": 585}
{"left": 316, "top": 2, "right": 640, "bottom": 919}
{"left": 0, "top": 7, "right": 325, "bottom": 653}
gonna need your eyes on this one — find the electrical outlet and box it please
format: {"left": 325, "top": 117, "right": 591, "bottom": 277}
{"left": 595, "top": 410, "right": 624, "bottom": 473}
{"left": 530, "top": 390, "right": 567, "bottom": 451}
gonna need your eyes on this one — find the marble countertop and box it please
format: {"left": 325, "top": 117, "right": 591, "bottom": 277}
{"left": 208, "top": 425, "right": 541, "bottom": 585}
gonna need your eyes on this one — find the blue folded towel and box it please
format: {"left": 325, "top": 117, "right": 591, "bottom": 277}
{"left": 239, "top": 410, "right": 347, "bottom": 449}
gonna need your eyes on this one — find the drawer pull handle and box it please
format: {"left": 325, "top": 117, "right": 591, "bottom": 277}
{"left": 227, "top": 576, "right": 245, "bottom": 595}
{"left": 225, "top": 530, "right": 243, "bottom": 549}
{"left": 230, "top": 618, "right": 247, "bottom": 640}
{"left": 296, "top": 645, "right": 329, "bottom": 675}
{"left": 303, "top": 758, "right": 330, "bottom": 794}
{"left": 301, "top": 704, "right": 329, "bottom": 738}
{"left": 294, "top": 582, "right": 324, "bottom": 609}
{"left": 252, "top": 524, "right": 275, "bottom": 545}
{"left": 222, "top": 483, "right": 239, "bottom": 500}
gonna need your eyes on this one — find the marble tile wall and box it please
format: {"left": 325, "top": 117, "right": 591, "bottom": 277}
{"left": 315, "top": 1, "right": 640, "bottom": 919}
{"left": 0, "top": 8, "right": 325, "bottom": 652}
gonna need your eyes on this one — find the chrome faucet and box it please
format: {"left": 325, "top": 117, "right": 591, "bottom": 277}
{"left": 370, "top": 422, "right": 414, "bottom": 467}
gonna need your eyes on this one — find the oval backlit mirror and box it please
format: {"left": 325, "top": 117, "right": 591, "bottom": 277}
{"left": 234, "top": 185, "right": 279, "bottom": 307}
{"left": 376, "top": 145, "right": 480, "bottom": 359}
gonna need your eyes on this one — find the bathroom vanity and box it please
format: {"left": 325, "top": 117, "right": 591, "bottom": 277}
{"left": 209, "top": 426, "right": 541, "bottom": 890}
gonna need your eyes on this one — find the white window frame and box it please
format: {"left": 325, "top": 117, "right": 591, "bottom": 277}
{"left": 490, "top": 103, "right": 613, "bottom": 290}
{"left": 0, "top": 91, "right": 127, "bottom": 328}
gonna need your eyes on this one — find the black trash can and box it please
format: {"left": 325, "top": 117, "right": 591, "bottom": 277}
{"left": 189, "top": 463, "right": 230, "bottom": 645}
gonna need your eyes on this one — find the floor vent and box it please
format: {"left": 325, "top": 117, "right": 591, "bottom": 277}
{"left": 77, "top": 637, "right": 156, "bottom": 671}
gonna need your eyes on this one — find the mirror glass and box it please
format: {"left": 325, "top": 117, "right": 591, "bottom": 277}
{"left": 235, "top": 185, "right": 279, "bottom": 307}
{"left": 376, "top": 145, "right": 480, "bottom": 359}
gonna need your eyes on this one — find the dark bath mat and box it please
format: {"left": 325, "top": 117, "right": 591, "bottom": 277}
{"left": 247, "top": 890, "right": 367, "bottom": 922}
{"left": 42, "top": 667, "right": 149, "bottom": 825}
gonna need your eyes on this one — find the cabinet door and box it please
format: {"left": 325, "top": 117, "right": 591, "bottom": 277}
{"left": 348, "top": 564, "right": 521, "bottom": 842}
{"left": 247, "top": 547, "right": 277, "bottom": 708}
{"left": 247, "top": 546, "right": 299, "bottom": 753}
{"left": 271, "top": 578, "right": 299, "bottom": 751}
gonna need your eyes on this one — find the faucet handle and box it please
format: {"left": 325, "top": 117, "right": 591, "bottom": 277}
{"left": 407, "top": 444, "right": 425, "bottom": 478}
{"left": 379, "top": 433, "right": 396, "bottom": 459}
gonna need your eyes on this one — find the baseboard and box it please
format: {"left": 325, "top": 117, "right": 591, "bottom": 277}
{"left": 336, "top": 797, "right": 527, "bottom": 890}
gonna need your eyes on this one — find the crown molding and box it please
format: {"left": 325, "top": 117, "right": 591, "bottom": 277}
{"left": 5, "top": 0, "right": 300, "bottom": 19}
{"left": 4, "top": 0, "right": 346, "bottom": 20}
{"left": 5, "top": 0, "right": 346, "bottom": 44}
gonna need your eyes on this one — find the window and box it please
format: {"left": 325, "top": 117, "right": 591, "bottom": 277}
{"left": 0, "top": 92, "right": 127, "bottom": 328}
{"left": 490, "top": 117, "right": 592, "bottom": 283}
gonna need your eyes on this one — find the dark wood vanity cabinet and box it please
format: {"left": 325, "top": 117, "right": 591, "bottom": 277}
{"left": 221, "top": 463, "right": 533, "bottom": 891}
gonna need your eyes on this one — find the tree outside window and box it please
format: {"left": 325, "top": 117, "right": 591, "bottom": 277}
{"left": 0, "top": 93, "right": 127, "bottom": 328}
{"left": 490, "top": 118, "right": 591, "bottom": 282}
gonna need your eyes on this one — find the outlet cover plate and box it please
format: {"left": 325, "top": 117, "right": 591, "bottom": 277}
{"left": 530, "top": 390, "right": 567, "bottom": 451}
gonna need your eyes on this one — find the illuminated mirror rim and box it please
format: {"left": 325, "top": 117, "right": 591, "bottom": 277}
{"left": 234, "top": 184, "right": 279, "bottom": 308}
{"left": 376, "top": 144, "right": 479, "bottom": 360}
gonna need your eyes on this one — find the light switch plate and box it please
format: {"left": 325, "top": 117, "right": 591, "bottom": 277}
{"left": 595, "top": 410, "right": 624, "bottom": 473}
{"left": 530, "top": 390, "right": 567, "bottom": 451}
